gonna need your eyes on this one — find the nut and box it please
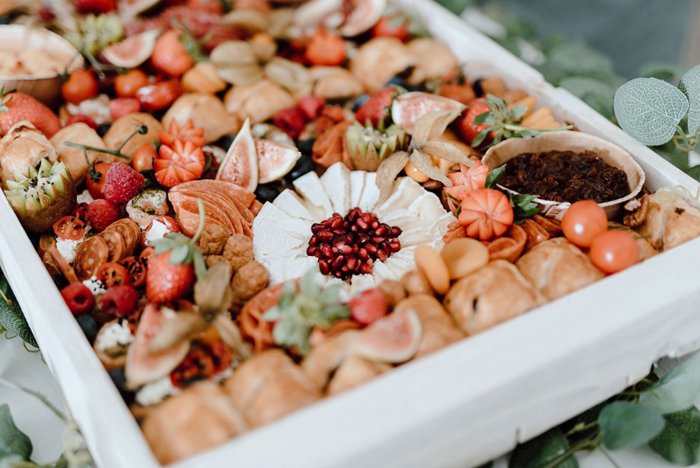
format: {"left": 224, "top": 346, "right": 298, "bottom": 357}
{"left": 623, "top": 194, "right": 649, "bottom": 228}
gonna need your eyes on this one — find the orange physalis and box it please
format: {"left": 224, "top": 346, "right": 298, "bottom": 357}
{"left": 445, "top": 160, "right": 490, "bottom": 201}
{"left": 155, "top": 139, "right": 206, "bottom": 188}
{"left": 458, "top": 188, "right": 514, "bottom": 241}
{"left": 159, "top": 120, "right": 206, "bottom": 148}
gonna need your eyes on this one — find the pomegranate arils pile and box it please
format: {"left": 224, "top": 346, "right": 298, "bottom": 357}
{"left": 307, "top": 207, "right": 402, "bottom": 281}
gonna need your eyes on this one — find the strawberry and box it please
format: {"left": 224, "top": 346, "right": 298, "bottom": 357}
{"left": 304, "top": 27, "right": 346, "bottom": 66}
{"left": 99, "top": 285, "right": 139, "bottom": 317}
{"left": 0, "top": 87, "right": 61, "bottom": 138}
{"left": 454, "top": 98, "right": 494, "bottom": 146}
{"left": 151, "top": 29, "right": 195, "bottom": 76}
{"left": 109, "top": 97, "right": 141, "bottom": 121}
{"left": 297, "top": 95, "right": 326, "bottom": 121}
{"left": 146, "top": 199, "right": 207, "bottom": 303}
{"left": 87, "top": 199, "right": 121, "bottom": 231}
{"left": 273, "top": 107, "right": 306, "bottom": 139}
{"left": 348, "top": 288, "right": 389, "bottom": 325}
{"left": 355, "top": 87, "right": 400, "bottom": 127}
{"left": 372, "top": 14, "right": 411, "bottom": 42}
{"left": 103, "top": 162, "right": 145, "bottom": 204}
{"left": 74, "top": 0, "right": 117, "bottom": 14}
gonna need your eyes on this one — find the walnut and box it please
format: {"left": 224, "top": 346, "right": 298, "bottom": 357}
{"left": 198, "top": 223, "right": 229, "bottom": 255}
{"left": 623, "top": 194, "right": 649, "bottom": 228}
{"left": 223, "top": 234, "right": 254, "bottom": 272}
{"left": 205, "top": 255, "right": 226, "bottom": 268}
{"left": 230, "top": 261, "right": 269, "bottom": 312}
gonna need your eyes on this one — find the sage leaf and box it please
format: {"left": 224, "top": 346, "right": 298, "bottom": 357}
{"left": 409, "top": 150, "right": 452, "bottom": 186}
{"left": 598, "top": 401, "right": 665, "bottom": 450}
{"left": 509, "top": 428, "right": 578, "bottom": 468}
{"left": 648, "top": 406, "right": 700, "bottom": 465}
{"left": 614, "top": 78, "right": 689, "bottom": 146}
{"left": 0, "top": 275, "right": 37, "bottom": 349}
{"left": 0, "top": 405, "right": 32, "bottom": 460}
{"left": 679, "top": 64, "right": 700, "bottom": 135}
{"left": 412, "top": 110, "right": 463, "bottom": 145}
{"left": 638, "top": 352, "right": 700, "bottom": 415}
{"left": 420, "top": 141, "right": 471, "bottom": 164}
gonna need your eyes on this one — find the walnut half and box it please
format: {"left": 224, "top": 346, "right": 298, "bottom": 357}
{"left": 623, "top": 194, "right": 649, "bottom": 228}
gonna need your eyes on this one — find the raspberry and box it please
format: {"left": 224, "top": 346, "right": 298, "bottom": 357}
{"left": 88, "top": 199, "right": 121, "bottom": 231}
{"left": 61, "top": 283, "right": 95, "bottom": 315}
{"left": 99, "top": 285, "right": 139, "bottom": 317}
{"left": 103, "top": 162, "right": 145, "bottom": 204}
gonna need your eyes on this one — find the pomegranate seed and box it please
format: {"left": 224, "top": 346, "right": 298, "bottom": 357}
{"left": 361, "top": 263, "right": 373, "bottom": 274}
{"left": 353, "top": 244, "right": 359, "bottom": 253}
{"left": 350, "top": 225, "right": 358, "bottom": 233}
{"left": 347, "top": 256, "right": 357, "bottom": 270}
{"left": 332, "top": 212, "right": 341, "bottom": 218}
{"left": 307, "top": 246, "right": 319, "bottom": 256}
{"left": 358, "top": 234, "right": 369, "bottom": 245}
{"left": 339, "top": 244, "right": 353, "bottom": 254}
{"left": 375, "top": 225, "right": 387, "bottom": 236}
{"left": 332, "top": 246, "right": 339, "bottom": 254}
{"left": 332, "top": 255, "right": 345, "bottom": 269}
{"left": 331, "top": 217, "right": 342, "bottom": 229}
{"left": 309, "top": 236, "right": 318, "bottom": 245}
{"left": 371, "top": 220, "right": 379, "bottom": 229}
{"left": 359, "top": 248, "right": 369, "bottom": 260}
{"left": 318, "top": 230, "right": 334, "bottom": 241}
{"left": 380, "top": 241, "right": 391, "bottom": 256}
{"left": 366, "top": 244, "right": 377, "bottom": 254}
{"left": 391, "top": 227, "right": 402, "bottom": 237}
{"left": 357, "top": 218, "right": 368, "bottom": 230}
{"left": 377, "top": 249, "right": 388, "bottom": 261}
{"left": 341, "top": 265, "right": 349, "bottom": 272}
{"left": 390, "top": 241, "right": 401, "bottom": 252}
{"left": 372, "top": 236, "right": 385, "bottom": 244}
{"left": 322, "top": 219, "right": 333, "bottom": 226}
{"left": 311, "top": 223, "right": 325, "bottom": 233}
{"left": 319, "top": 260, "right": 330, "bottom": 275}
{"left": 321, "top": 244, "right": 332, "bottom": 257}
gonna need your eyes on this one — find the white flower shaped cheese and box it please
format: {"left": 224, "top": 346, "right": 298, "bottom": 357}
{"left": 253, "top": 162, "right": 456, "bottom": 297}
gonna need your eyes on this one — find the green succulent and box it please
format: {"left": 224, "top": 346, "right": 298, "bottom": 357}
{"left": 263, "top": 269, "right": 350, "bottom": 355}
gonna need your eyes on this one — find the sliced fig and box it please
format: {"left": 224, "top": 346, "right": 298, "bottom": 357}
{"left": 391, "top": 92, "right": 467, "bottom": 135}
{"left": 119, "top": 0, "right": 161, "bottom": 20}
{"left": 256, "top": 140, "right": 301, "bottom": 184}
{"left": 352, "top": 309, "right": 422, "bottom": 363}
{"left": 102, "top": 29, "right": 160, "bottom": 68}
{"left": 339, "top": 0, "right": 386, "bottom": 37}
{"left": 216, "top": 118, "right": 259, "bottom": 193}
{"left": 125, "top": 304, "right": 190, "bottom": 390}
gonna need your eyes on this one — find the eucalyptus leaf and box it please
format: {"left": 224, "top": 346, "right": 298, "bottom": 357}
{"left": 640, "top": 63, "right": 688, "bottom": 82}
{"left": 614, "top": 78, "right": 689, "bottom": 146}
{"left": 686, "top": 165, "right": 700, "bottom": 182}
{"left": 648, "top": 406, "right": 700, "bottom": 465}
{"left": 598, "top": 401, "right": 665, "bottom": 450}
{"left": 547, "top": 42, "right": 613, "bottom": 75}
{"left": 0, "top": 405, "right": 32, "bottom": 461}
{"left": 319, "top": 283, "right": 341, "bottom": 305}
{"left": 0, "top": 275, "right": 37, "bottom": 348}
{"left": 560, "top": 76, "right": 616, "bottom": 119}
{"left": 263, "top": 306, "right": 283, "bottom": 321}
{"left": 509, "top": 428, "right": 578, "bottom": 468}
{"left": 679, "top": 64, "right": 700, "bottom": 135}
{"left": 420, "top": 141, "right": 471, "bottom": 164}
{"left": 638, "top": 352, "right": 700, "bottom": 415}
{"left": 272, "top": 316, "right": 297, "bottom": 346}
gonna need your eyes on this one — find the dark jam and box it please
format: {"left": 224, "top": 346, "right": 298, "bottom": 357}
{"left": 499, "top": 150, "right": 630, "bottom": 203}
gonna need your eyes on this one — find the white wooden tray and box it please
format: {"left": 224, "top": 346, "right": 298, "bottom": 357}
{"left": 2, "top": 1, "right": 700, "bottom": 467}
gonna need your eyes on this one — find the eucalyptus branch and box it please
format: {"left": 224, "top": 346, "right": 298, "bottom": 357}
{"left": 0, "top": 377, "right": 68, "bottom": 423}
{"left": 541, "top": 433, "right": 602, "bottom": 468}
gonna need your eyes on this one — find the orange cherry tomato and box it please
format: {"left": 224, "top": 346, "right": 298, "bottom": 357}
{"left": 96, "top": 262, "right": 131, "bottom": 288}
{"left": 86, "top": 162, "right": 113, "bottom": 199}
{"left": 114, "top": 69, "right": 149, "bottom": 98}
{"left": 590, "top": 230, "right": 639, "bottom": 275}
{"left": 62, "top": 70, "right": 99, "bottom": 105}
{"left": 53, "top": 216, "right": 86, "bottom": 240}
{"left": 458, "top": 188, "right": 514, "bottom": 241}
{"left": 561, "top": 200, "right": 608, "bottom": 248}
{"left": 132, "top": 143, "right": 157, "bottom": 172}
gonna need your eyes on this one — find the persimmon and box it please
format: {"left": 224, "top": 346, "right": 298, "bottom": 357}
{"left": 445, "top": 160, "right": 490, "bottom": 201}
{"left": 458, "top": 188, "right": 514, "bottom": 241}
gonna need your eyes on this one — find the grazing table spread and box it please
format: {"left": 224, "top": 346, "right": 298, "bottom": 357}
{"left": 1, "top": 0, "right": 700, "bottom": 467}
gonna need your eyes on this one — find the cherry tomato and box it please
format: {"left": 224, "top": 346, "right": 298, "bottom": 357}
{"left": 53, "top": 216, "right": 86, "bottom": 240}
{"left": 114, "top": 70, "right": 149, "bottom": 98}
{"left": 132, "top": 143, "right": 156, "bottom": 172}
{"left": 137, "top": 81, "right": 181, "bottom": 113}
{"left": 86, "top": 162, "right": 113, "bottom": 199}
{"left": 140, "top": 246, "right": 155, "bottom": 269}
{"left": 109, "top": 97, "right": 141, "bottom": 120}
{"left": 65, "top": 114, "right": 97, "bottom": 130}
{"left": 96, "top": 262, "right": 131, "bottom": 288}
{"left": 590, "top": 230, "right": 639, "bottom": 275}
{"left": 561, "top": 200, "right": 608, "bottom": 248}
{"left": 62, "top": 70, "right": 99, "bottom": 105}
{"left": 72, "top": 202, "right": 90, "bottom": 222}
{"left": 119, "top": 256, "right": 147, "bottom": 288}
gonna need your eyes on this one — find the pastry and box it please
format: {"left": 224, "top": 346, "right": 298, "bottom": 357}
{"left": 51, "top": 122, "right": 111, "bottom": 184}
{"left": 516, "top": 237, "right": 605, "bottom": 301}
{"left": 635, "top": 192, "right": 700, "bottom": 251}
{"left": 327, "top": 355, "right": 391, "bottom": 396}
{"left": 443, "top": 260, "right": 544, "bottom": 335}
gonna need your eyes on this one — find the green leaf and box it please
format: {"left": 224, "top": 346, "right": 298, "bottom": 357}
{"left": 474, "top": 112, "right": 492, "bottom": 125}
{"left": 547, "top": 42, "right": 614, "bottom": 76}
{"left": 319, "top": 283, "right": 341, "bottom": 305}
{"left": 509, "top": 428, "right": 579, "bottom": 468}
{"left": 471, "top": 127, "right": 493, "bottom": 148}
{"left": 598, "top": 401, "right": 665, "bottom": 450}
{"left": 484, "top": 164, "right": 505, "bottom": 189}
{"left": 559, "top": 77, "right": 616, "bottom": 119}
{"left": 653, "top": 142, "right": 690, "bottom": 171}
{"left": 0, "top": 405, "right": 32, "bottom": 460}
{"left": 679, "top": 64, "right": 700, "bottom": 135}
{"left": 192, "top": 251, "right": 207, "bottom": 281}
{"left": 649, "top": 406, "right": 700, "bottom": 465}
{"left": 686, "top": 165, "right": 700, "bottom": 182}
{"left": 614, "top": 78, "right": 689, "bottom": 146}
{"left": 0, "top": 275, "right": 37, "bottom": 349}
{"left": 0, "top": 454, "right": 26, "bottom": 468}
{"left": 300, "top": 270, "right": 319, "bottom": 297}
{"left": 639, "top": 62, "right": 688, "bottom": 82}
{"left": 638, "top": 353, "right": 700, "bottom": 415}
{"left": 512, "top": 129, "right": 541, "bottom": 140}
{"left": 506, "top": 192, "right": 540, "bottom": 224}
{"left": 168, "top": 244, "right": 190, "bottom": 265}
{"left": 508, "top": 104, "right": 529, "bottom": 121}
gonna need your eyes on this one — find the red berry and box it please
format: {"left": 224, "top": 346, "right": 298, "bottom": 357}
{"left": 356, "top": 87, "right": 398, "bottom": 127}
{"left": 146, "top": 252, "right": 195, "bottom": 303}
{"left": 74, "top": 0, "right": 116, "bottom": 14}
{"left": 99, "top": 285, "right": 139, "bottom": 317}
{"left": 61, "top": 283, "right": 95, "bottom": 315}
{"left": 109, "top": 97, "right": 141, "bottom": 121}
{"left": 297, "top": 95, "right": 326, "bottom": 121}
{"left": 273, "top": 107, "right": 306, "bottom": 139}
{"left": 87, "top": 199, "right": 121, "bottom": 231}
{"left": 65, "top": 114, "right": 97, "bottom": 130}
{"left": 102, "top": 162, "right": 145, "bottom": 204}
{"left": 348, "top": 288, "right": 389, "bottom": 325}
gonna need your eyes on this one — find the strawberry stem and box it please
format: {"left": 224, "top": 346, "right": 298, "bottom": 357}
{"left": 190, "top": 198, "right": 206, "bottom": 245}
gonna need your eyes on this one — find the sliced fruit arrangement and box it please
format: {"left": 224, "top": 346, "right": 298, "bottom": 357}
{"left": 2, "top": 1, "right": 696, "bottom": 465}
